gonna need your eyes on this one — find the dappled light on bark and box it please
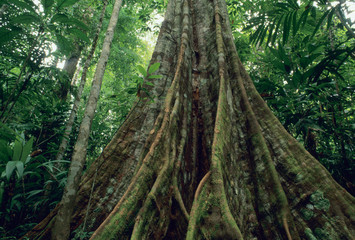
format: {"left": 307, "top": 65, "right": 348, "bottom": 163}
{"left": 23, "top": 0, "right": 355, "bottom": 239}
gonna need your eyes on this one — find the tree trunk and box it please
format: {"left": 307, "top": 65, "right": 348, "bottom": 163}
{"left": 23, "top": 0, "right": 355, "bottom": 239}
{"left": 50, "top": 0, "right": 122, "bottom": 239}
{"left": 58, "top": 46, "right": 81, "bottom": 101}
{"left": 55, "top": 0, "right": 109, "bottom": 163}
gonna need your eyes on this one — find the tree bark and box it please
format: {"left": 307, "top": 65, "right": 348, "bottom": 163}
{"left": 55, "top": 0, "right": 109, "bottom": 163}
{"left": 23, "top": 0, "right": 355, "bottom": 239}
{"left": 50, "top": 0, "right": 122, "bottom": 240}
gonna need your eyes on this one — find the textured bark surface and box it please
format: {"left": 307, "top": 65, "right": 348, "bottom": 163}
{"left": 24, "top": 0, "right": 355, "bottom": 239}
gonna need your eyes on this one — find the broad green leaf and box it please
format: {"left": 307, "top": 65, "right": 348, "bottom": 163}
{"left": 56, "top": 34, "right": 72, "bottom": 55}
{"left": 12, "top": 13, "right": 40, "bottom": 25}
{"left": 58, "top": 0, "right": 78, "bottom": 9}
{"left": 21, "top": 136, "right": 33, "bottom": 163}
{"left": 67, "top": 18, "right": 89, "bottom": 31}
{"left": 148, "top": 63, "right": 160, "bottom": 74}
{"left": 67, "top": 28, "right": 90, "bottom": 43}
{"left": 16, "top": 161, "right": 24, "bottom": 178}
{"left": 12, "top": 140, "right": 22, "bottom": 162}
{"left": 51, "top": 13, "right": 69, "bottom": 24}
{"left": 6, "top": 161, "right": 17, "bottom": 180}
{"left": 137, "top": 65, "right": 147, "bottom": 77}
{"left": 148, "top": 75, "right": 162, "bottom": 79}
{"left": 41, "top": 0, "right": 54, "bottom": 13}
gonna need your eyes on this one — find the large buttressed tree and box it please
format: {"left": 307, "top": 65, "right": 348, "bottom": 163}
{"left": 24, "top": 0, "right": 354, "bottom": 239}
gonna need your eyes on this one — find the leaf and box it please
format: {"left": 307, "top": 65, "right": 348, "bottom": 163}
{"left": 127, "top": 88, "right": 137, "bottom": 94}
{"left": 16, "top": 161, "right": 24, "bottom": 178}
{"left": 148, "top": 63, "right": 160, "bottom": 74}
{"left": 67, "top": 18, "right": 89, "bottom": 31}
{"left": 58, "top": 0, "right": 78, "bottom": 9}
{"left": 259, "top": 25, "right": 268, "bottom": 46}
{"left": 311, "top": 6, "right": 317, "bottom": 19}
{"left": 145, "top": 81, "right": 155, "bottom": 86}
{"left": 148, "top": 75, "right": 162, "bottom": 79}
{"left": 12, "top": 13, "right": 40, "bottom": 25}
{"left": 41, "top": 0, "right": 54, "bottom": 13}
{"left": 292, "top": 9, "right": 299, "bottom": 36}
{"left": 51, "top": 13, "right": 69, "bottom": 24}
{"left": 310, "top": 10, "right": 330, "bottom": 40}
{"left": 67, "top": 28, "right": 90, "bottom": 43}
{"left": 250, "top": 24, "right": 264, "bottom": 44}
{"left": 12, "top": 139, "right": 22, "bottom": 162}
{"left": 6, "top": 161, "right": 17, "bottom": 180}
{"left": 283, "top": 12, "right": 292, "bottom": 44}
{"left": 0, "top": 28, "right": 22, "bottom": 44}
{"left": 56, "top": 34, "right": 72, "bottom": 55}
{"left": 26, "top": 189, "right": 44, "bottom": 199}
{"left": 137, "top": 65, "right": 147, "bottom": 77}
{"left": 266, "top": 22, "right": 275, "bottom": 46}
{"left": 327, "top": 7, "right": 336, "bottom": 30}
{"left": 9, "top": 0, "right": 37, "bottom": 15}
{"left": 299, "top": 7, "right": 311, "bottom": 28}
{"left": 21, "top": 136, "right": 33, "bottom": 163}
{"left": 272, "top": 15, "right": 284, "bottom": 45}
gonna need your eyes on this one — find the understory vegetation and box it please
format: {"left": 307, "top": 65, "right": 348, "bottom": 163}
{"left": 0, "top": 0, "right": 353, "bottom": 238}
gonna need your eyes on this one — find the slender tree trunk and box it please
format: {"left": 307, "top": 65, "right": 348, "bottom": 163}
{"left": 23, "top": 0, "right": 355, "bottom": 239}
{"left": 59, "top": 46, "right": 81, "bottom": 100}
{"left": 50, "top": 0, "right": 122, "bottom": 239}
{"left": 0, "top": 4, "right": 7, "bottom": 18}
{"left": 55, "top": 0, "right": 109, "bottom": 163}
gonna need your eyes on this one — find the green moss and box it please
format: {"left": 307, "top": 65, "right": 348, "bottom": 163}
{"left": 314, "top": 227, "right": 332, "bottom": 240}
{"left": 304, "top": 228, "right": 317, "bottom": 240}
{"left": 310, "top": 190, "right": 330, "bottom": 211}
{"left": 295, "top": 173, "right": 303, "bottom": 182}
{"left": 106, "top": 186, "right": 114, "bottom": 195}
{"left": 300, "top": 208, "right": 314, "bottom": 221}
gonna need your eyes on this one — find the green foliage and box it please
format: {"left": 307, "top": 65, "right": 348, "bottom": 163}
{"left": 0, "top": 129, "right": 69, "bottom": 238}
{"left": 244, "top": 0, "right": 346, "bottom": 47}
{"left": 228, "top": 0, "right": 354, "bottom": 194}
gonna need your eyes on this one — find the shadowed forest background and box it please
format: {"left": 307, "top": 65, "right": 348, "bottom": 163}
{"left": 0, "top": 0, "right": 354, "bottom": 239}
